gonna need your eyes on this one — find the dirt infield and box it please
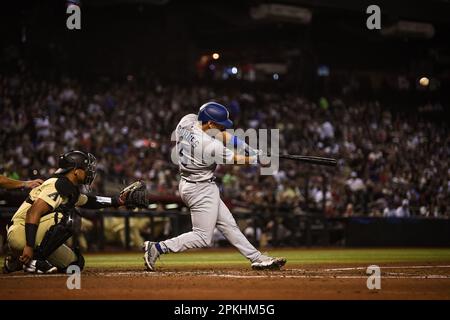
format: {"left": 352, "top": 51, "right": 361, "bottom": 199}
{"left": 1, "top": 263, "right": 450, "bottom": 300}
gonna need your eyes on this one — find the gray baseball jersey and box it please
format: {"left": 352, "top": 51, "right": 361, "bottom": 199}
{"left": 176, "top": 114, "right": 234, "bottom": 182}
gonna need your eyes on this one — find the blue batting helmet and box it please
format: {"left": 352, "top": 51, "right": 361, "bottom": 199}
{"left": 198, "top": 102, "right": 233, "bottom": 129}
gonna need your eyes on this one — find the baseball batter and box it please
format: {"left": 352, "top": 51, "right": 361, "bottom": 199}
{"left": 144, "top": 102, "right": 286, "bottom": 270}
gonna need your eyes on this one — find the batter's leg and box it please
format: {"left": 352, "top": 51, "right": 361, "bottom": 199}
{"left": 160, "top": 181, "right": 220, "bottom": 252}
{"left": 216, "top": 199, "right": 262, "bottom": 262}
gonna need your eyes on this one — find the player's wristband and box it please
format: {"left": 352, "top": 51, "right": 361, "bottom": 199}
{"left": 231, "top": 135, "right": 259, "bottom": 156}
{"left": 25, "top": 223, "right": 38, "bottom": 248}
{"left": 84, "top": 195, "right": 119, "bottom": 209}
{"left": 231, "top": 135, "right": 245, "bottom": 148}
{"left": 111, "top": 196, "right": 121, "bottom": 207}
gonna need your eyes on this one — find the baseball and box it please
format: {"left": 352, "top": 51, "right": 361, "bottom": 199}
{"left": 419, "top": 77, "right": 430, "bottom": 86}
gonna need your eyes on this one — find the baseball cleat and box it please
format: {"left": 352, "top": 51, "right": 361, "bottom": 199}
{"left": 143, "top": 241, "right": 160, "bottom": 271}
{"left": 3, "top": 255, "right": 22, "bottom": 274}
{"left": 251, "top": 255, "right": 287, "bottom": 270}
{"left": 23, "top": 260, "right": 58, "bottom": 274}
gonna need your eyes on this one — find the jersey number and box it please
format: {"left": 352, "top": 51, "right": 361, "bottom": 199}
{"left": 48, "top": 192, "right": 59, "bottom": 201}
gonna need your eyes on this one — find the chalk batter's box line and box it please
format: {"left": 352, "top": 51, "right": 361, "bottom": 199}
{"left": 207, "top": 274, "right": 450, "bottom": 279}
{"left": 2, "top": 273, "right": 450, "bottom": 280}
{"left": 320, "top": 265, "right": 450, "bottom": 272}
{"left": 2, "top": 265, "right": 450, "bottom": 280}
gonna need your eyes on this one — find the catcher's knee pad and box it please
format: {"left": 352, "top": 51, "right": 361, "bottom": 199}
{"left": 35, "top": 213, "right": 79, "bottom": 260}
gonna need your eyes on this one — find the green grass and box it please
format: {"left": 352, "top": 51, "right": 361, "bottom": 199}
{"left": 83, "top": 248, "right": 450, "bottom": 269}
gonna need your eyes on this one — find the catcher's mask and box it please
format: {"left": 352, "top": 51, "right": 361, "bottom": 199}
{"left": 55, "top": 150, "right": 97, "bottom": 187}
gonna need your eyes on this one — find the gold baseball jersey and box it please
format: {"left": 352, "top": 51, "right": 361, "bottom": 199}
{"left": 11, "top": 177, "right": 88, "bottom": 222}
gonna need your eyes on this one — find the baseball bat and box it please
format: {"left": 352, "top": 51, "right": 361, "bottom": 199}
{"left": 278, "top": 154, "right": 338, "bottom": 167}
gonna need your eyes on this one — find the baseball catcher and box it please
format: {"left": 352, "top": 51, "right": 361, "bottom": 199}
{"left": 3, "top": 150, "right": 148, "bottom": 274}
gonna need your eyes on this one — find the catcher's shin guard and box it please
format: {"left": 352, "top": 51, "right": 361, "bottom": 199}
{"left": 58, "top": 247, "right": 85, "bottom": 273}
{"left": 34, "top": 212, "right": 80, "bottom": 260}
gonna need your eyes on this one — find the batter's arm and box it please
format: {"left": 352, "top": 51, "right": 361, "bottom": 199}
{"left": 220, "top": 131, "right": 256, "bottom": 155}
{"left": 212, "top": 137, "right": 260, "bottom": 166}
{"left": 219, "top": 131, "right": 233, "bottom": 144}
{"left": 232, "top": 154, "right": 258, "bottom": 165}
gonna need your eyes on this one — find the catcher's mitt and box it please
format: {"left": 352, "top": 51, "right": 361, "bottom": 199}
{"left": 119, "top": 181, "right": 149, "bottom": 209}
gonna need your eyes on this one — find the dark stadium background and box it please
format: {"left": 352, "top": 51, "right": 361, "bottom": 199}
{"left": 1, "top": 0, "right": 449, "bottom": 251}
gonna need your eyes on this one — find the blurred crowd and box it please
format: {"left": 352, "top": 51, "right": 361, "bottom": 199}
{"left": 1, "top": 74, "right": 448, "bottom": 222}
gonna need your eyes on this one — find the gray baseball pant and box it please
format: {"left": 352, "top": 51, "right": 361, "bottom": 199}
{"left": 160, "top": 179, "right": 262, "bottom": 263}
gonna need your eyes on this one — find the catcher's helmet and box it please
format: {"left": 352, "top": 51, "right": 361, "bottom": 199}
{"left": 198, "top": 102, "right": 233, "bottom": 129}
{"left": 55, "top": 150, "right": 97, "bottom": 186}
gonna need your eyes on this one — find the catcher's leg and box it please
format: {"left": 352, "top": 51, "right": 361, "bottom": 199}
{"left": 8, "top": 213, "right": 83, "bottom": 273}
{"left": 2, "top": 242, "right": 22, "bottom": 273}
{"left": 34, "top": 213, "right": 84, "bottom": 272}
{"left": 3, "top": 253, "right": 22, "bottom": 273}
{"left": 3, "top": 224, "right": 23, "bottom": 273}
